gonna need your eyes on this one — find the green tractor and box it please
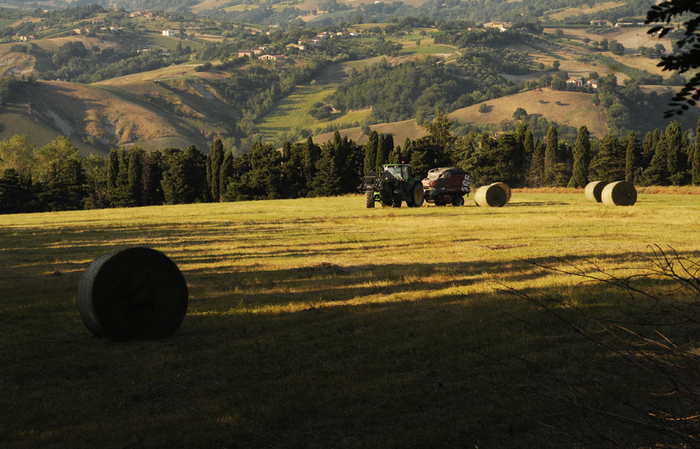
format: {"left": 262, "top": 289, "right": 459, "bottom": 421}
{"left": 360, "top": 164, "right": 424, "bottom": 208}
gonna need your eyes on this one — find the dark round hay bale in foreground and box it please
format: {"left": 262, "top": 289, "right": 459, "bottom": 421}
{"left": 602, "top": 181, "right": 637, "bottom": 206}
{"left": 474, "top": 184, "right": 507, "bottom": 207}
{"left": 490, "top": 182, "right": 511, "bottom": 204}
{"left": 77, "top": 247, "right": 188, "bottom": 340}
{"left": 585, "top": 181, "right": 607, "bottom": 203}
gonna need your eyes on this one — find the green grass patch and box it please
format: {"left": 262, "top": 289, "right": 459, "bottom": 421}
{"left": 0, "top": 19, "right": 18, "bottom": 28}
{"left": 2, "top": 193, "right": 700, "bottom": 448}
{"left": 399, "top": 42, "right": 457, "bottom": 56}
{"left": 256, "top": 85, "right": 337, "bottom": 140}
{"left": 589, "top": 53, "right": 651, "bottom": 79}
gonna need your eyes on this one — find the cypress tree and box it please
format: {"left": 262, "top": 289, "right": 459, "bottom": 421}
{"left": 523, "top": 130, "right": 534, "bottom": 158}
{"left": 665, "top": 121, "right": 683, "bottom": 185}
{"left": 375, "top": 133, "right": 386, "bottom": 175}
{"left": 389, "top": 145, "right": 401, "bottom": 164}
{"left": 568, "top": 125, "right": 590, "bottom": 188}
{"left": 364, "top": 131, "right": 378, "bottom": 176}
{"left": 642, "top": 131, "right": 654, "bottom": 168}
{"left": 116, "top": 148, "right": 129, "bottom": 189}
{"left": 624, "top": 132, "right": 638, "bottom": 184}
{"left": 110, "top": 148, "right": 132, "bottom": 207}
{"left": 183, "top": 145, "right": 208, "bottom": 203}
{"left": 219, "top": 150, "right": 234, "bottom": 199}
{"left": 694, "top": 117, "right": 700, "bottom": 185}
{"left": 543, "top": 125, "right": 558, "bottom": 186}
{"left": 514, "top": 123, "right": 528, "bottom": 175}
{"left": 402, "top": 137, "right": 412, "bottom": 164}
{"left": 107, "top": 148, "right": 118, "bottom": 193}
{"left": 384, "top": 134, "right": 394, "bottom": 164}
{"left": 282, "top": 141, "right": 292, "bottom": 162}
{"left": 209, "top": 139, "right": 224, "bottom": 201}
{"left": 303, "top": 136, "right": 320, "bottom": 190}
{"left": 532, "top": 139, "right": 545, "bottom": 187}
{"left": 127, "top": 147, "right": 144, "bottom": 206}
{"left": 143, "top": 150, "right": 164, "bottom": 206}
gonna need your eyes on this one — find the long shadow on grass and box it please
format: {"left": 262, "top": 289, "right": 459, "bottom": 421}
{"left": 3, "top": 248, "right": 697, "bottom": 449}
{"left": 182, "top": 251, "right": 680, "bottom": 309}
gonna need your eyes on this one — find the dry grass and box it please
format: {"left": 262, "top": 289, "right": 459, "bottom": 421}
{"left": 2, "top": 193, "right": 700, "bottom": 448}
{"left": 448, "top": 89, "right": 609, "bottom": 138}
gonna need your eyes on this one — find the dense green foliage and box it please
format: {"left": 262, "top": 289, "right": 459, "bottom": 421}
{"left": 2, "top": 110, "right": 698, "bottom": 213}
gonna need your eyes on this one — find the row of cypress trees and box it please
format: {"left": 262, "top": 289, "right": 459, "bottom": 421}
{"left": 1, "top": 114, "right": 700, "bottom": 214}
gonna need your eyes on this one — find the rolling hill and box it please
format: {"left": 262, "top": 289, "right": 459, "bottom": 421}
{"left": 0, "top": 61, "right": 243, "bottom": 156}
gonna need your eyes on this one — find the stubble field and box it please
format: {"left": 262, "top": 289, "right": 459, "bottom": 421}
{"left": 2, "top": 192, "right": 700, "bottom": 448}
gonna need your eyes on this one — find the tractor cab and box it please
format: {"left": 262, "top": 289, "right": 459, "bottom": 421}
{"left": 383, "top": 164, "right": 412, "bottom": 181}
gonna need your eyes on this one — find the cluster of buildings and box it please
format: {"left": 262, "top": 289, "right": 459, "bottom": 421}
{"left": 591, "top": 19, "right": 656, "bottom": 28}
{"left": 238, "top": 30, "right": 360, "bottom": 60}
{"left": 567, "top": 77, "right": 598, "bottom": 89}
{"left": 237, "top": 47, "right": 285, "bottom": 61}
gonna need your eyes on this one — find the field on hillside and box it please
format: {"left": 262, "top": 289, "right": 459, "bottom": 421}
{"left": 3, "top": 193, "right": 700, "bottom": 448}
{"left": 547, "top": 1, "right": 622, "bottom": 20}
{"left": 448, "top": 89, "right": 609, "bottom": 138}
{"left": 308, "top": 118, "right": 427, "bottom": 146}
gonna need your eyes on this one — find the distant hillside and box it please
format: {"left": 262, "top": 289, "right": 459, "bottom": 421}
{"left": 0, "top": 64, "right": 243, "bottom": 156}
{"left": 448, "top": 89, "right": 609, "bottom": 138}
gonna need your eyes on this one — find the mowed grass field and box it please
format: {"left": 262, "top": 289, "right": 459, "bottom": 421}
{"left": 3, "top": 192, "right": 700, "bottom": 448}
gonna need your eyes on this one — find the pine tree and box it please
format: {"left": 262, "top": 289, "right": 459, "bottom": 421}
{"left": 568, "top": 126, "right": 590, "bottom": 188}
{"left": 312, "top": 141, "right": 341, "bottom": 197}
{"left": 543, "top": 125, "right": 558, "bottom": 186}
{"left": 0, "top": 168, "right": 26, "bottom": 214}
{"left": 694, "top": 117, "right": 700, "bottom": 185}
{"left": 641, "top": 135, "right": 668, "bottom": 186}
{"left": 364, "top": 131, "right": 378, "bottom": 176}
{"left": 162, "top": 150, "right": 189, "bottom": 205}
{"left": 589, "top": 134, "right": 625, "bottom": 182}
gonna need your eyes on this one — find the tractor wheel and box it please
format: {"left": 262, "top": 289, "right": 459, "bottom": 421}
{"left": 451, "top": 195, "right": 465, "bottom": 207}
{"left": 365, "top": 191, "right": 375, "bottom": 208}
{"left": 408, "top": 183, "right": 424, "bottom": 208}
{"left": 392, "top": 193, "right": 402, "bottom": 208}
{"left": 434, "top": 196, "right": 446, "bottom": 206}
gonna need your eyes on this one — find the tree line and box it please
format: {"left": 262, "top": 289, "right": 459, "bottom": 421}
{"left": 1, "top": 112, "right": 700, "bottom": 214}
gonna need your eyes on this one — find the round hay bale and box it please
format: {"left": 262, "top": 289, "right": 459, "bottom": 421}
{"left": 490, "top": 182, "right": 511, "bottom": 204}
{"left": 601, "top": 181, "right": 637, "bottom": 206}
{"left": 77, "top": 247, "right": 188, "bottom": 340}
{"left": 474, "top": 184, "right": 507, "bottom": 208}
{"left": 585, "top": 181, "right": 607, "bottom": 203}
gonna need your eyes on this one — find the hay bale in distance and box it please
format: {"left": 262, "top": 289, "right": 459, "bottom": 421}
{"left": 474, "top": 184, "right": 507, "bottom": 207}
{"left": 77, "top": 247, "right": 188, "bottom": 340}
{"left": 602, "top": 181, "right": 637, "bottom": 206}
{"left": 490, "top": 182, "right": 511, "bottom": 204}
{"left": 585, "top": 181, "right": 607, "bottom": 203}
